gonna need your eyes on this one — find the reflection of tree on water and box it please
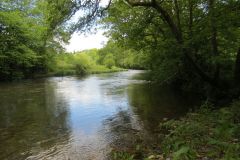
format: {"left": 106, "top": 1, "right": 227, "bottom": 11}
{"left": 127, "top": 83, "right": 199, "bottom": 132}
{"left": 0, "top": 79, "right": 71, "bottom": 160}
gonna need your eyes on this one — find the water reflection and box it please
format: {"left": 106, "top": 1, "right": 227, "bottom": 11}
{"left": 127, "top": 83, "right": 198, "bottom": 132}
{"left": 0, "top": 70, "right": 198, "bottom": 160}
{"left": 0, "top": 80, "right": 71, "bottom": 160}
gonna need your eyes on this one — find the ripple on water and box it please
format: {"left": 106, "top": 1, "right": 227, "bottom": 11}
{"left": 0, "top": 70, "right": 198, "bottom": 160}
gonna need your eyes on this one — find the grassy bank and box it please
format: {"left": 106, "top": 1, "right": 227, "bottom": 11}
{"left": 51, "top": 65, "right": 126, "bottom": 76}
{"left": 49, "top": 52, "right": 127, "bottom": 76}
{"left": 111, "top": 101, "right": 240, "bottom": 160}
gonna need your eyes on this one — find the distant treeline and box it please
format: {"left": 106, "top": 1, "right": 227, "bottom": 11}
{"left": 50, "top": 43, "right": 148, "bottom": 76}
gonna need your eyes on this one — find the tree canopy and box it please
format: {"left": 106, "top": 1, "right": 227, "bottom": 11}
{"left": 0, "top": 0, "right": 73, "bottom": 80}
{"left": 101, "top": 0, "right": 240, "bottom": 98}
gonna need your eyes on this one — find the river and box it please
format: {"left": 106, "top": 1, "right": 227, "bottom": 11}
{"left": 0, "top": 70, "right": 197, "bottom": 160}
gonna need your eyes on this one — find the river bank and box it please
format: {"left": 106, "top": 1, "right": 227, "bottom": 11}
{"left": 49, "top": 66, "right": 126, "bottom": 76}
{"left": 111, "top": 101, "right": 240, "bottom": 160}
{"left": 27, "top": 66, "right": 127, "bottom": 80}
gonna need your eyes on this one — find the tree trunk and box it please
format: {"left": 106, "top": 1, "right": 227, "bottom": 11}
{"left": 174, "top": 0, "right": 181, "bottom": 34}
{"left": 208, "top": 0, "right": 220, "bottom": 84}
{"left": 235, "top": 47, "right": 240, "bottom": 86}
{"left": 188, "top": 0, "right": 193, "bottom": 37}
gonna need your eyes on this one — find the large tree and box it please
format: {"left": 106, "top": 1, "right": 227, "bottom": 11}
{"left": 99, "top": 0, "right": 240, "bottom": 97}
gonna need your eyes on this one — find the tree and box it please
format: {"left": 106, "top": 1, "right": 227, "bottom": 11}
{"left": 97, "top": 40, "right": 148, "bottom": 69}
{"left": 100, "top": 0, "right": 240, "bottom": 97}
{"left": 103, "top": 54, "right": 115, "bottom": 68}
{"left": 0, "top": 0, "right": 71, "bottom": 80}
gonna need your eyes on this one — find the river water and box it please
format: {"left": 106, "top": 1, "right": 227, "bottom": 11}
{"left": 0, "top": 70, "right": 196, "bottom": 160}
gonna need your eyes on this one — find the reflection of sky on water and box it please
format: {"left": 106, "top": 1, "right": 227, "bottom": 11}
{"left": 24, "top": 70, "right": 144, "bottom": 160}
{"left": 0, "top": 70, "right": 197, "bottom": 160}
{"left": 49, "top": 71, "right": 140, "bottom": 136}
{"left": 45, "top": 71, "right": 144, "bottom": 159}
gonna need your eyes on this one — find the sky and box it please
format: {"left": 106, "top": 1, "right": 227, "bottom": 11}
{"left": 65, "top": 30, "right": 108, "bottom": 52}
{"left": 65, "top": 0, "right": 110, "bottom": 52}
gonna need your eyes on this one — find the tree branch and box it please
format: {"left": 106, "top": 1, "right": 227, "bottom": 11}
{"left": 125, "top": 0, "right": 154, "bottom": 7}
{"left": 152, "top": 1, "right": 183, "bottom": 43}
{"left": 125, "top": 0, "right": 216, "bottom": 86}
{"left": 126, "top": 0, "right": 182, "bottom": 43}
{"left": 100, "top": 0, "right": 112, "bottom": 16}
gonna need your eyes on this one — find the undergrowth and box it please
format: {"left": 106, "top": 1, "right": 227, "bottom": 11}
{"left": 111, "top": 101, "right": 240, "bottom": 160}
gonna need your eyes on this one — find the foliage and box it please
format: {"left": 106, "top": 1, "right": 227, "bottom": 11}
{"left": 98, "top": 41, "right": 149, "bottom": 69}
{"left": 111, "top": 151, "right": 135, "bottom": 160}
{"left": 160, "top": 101, "right": 240, "bottom": 159}
{"left": 110, "top": 101, "right": 240, "bottom": 160}
{"left": 103, "top": 54, "right": 115, "bottom": 68}
{"left": 0, "top": 0, "right": 71, "bottom": 80}
{"left": 102, "top": 0, "right": 240, "bottom": 97}
{"left": 52, "top": 49, "right": 126, "bottom": 76}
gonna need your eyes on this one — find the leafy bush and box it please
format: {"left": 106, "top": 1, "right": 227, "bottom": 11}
{"left": 111, "top": 151, "right": 134, "bottom": 160}
{"left": 160, "top": 102, "right": 240, "bottom": 160}
{"left": 103, "top": 54, "right": 115, "bottom": 68}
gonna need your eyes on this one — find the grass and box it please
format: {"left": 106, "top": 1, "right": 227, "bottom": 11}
{"left": 51, "top": 65, "right": 126, "bottom": 76}
{"left": 88, "top": 65, "right": 127, "bottom": 74}
{"left": 111, "top": 101, "right": 240, "bottom": 160}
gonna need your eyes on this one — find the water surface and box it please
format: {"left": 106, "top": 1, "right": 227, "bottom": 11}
{"left": 0, "top": 70, "right": 196, "bottom": 160}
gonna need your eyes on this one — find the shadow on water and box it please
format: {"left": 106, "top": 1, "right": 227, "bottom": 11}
{"left": 127, "top": 83, "right": 200, "bottom": 132}
{"left": 0, "top": 80, "right": 71, "bottom": 160}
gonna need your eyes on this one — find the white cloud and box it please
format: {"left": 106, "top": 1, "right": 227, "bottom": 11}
{"left": 65, "top": 30, "right": 108, "bottom": 52}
